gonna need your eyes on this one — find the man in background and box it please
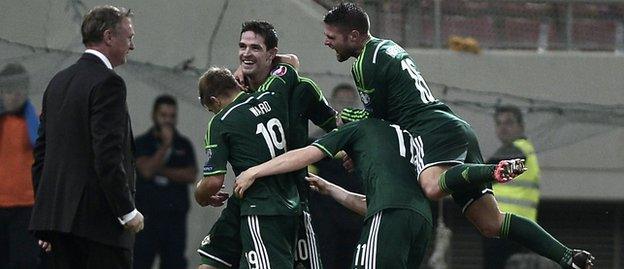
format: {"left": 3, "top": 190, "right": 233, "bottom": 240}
{"left": 134, "top": 94, "right": 197, "bottom": 269}
{"left": 29, "top": 6, "right": 143, "bottom": 268}
{"left": 483, "top": 105, "right": 541, "bottom": 269}
{"left": 0, "top": 63, "right": 40, "bottom": 268}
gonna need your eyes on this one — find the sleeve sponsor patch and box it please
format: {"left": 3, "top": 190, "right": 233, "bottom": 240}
{"left": 271, "top": 65, "right": 287, "bottom": 77}
{"left": 205, "top": 148, "right": 213, "bottom": 161}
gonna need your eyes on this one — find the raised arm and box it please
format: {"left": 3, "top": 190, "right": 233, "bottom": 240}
{"left": 274, "top": 53, "right": 300, "bottom": 70}
{"left": 234, "top": 145, "right": 325, "bottom": 197}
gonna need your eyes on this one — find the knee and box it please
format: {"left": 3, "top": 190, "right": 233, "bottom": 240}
{"left": 420, "top": 177, "right": 443, "bottom": 201}
{"left": 475, "top": 219, "right": 502, "bottom": 238}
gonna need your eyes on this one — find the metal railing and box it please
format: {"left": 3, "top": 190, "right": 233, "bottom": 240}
{"left": 316, "top": 0, "right": 624, "bottom": 52}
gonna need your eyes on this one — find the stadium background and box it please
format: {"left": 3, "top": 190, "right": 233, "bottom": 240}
{"left": 1, "top": 0, "right": 623, "bottom": 268}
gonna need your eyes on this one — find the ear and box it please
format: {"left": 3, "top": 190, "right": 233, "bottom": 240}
{"left": 103, "top": 28, "right": 114, "bottom": 46}
{"left": 267, "top": 47, "right": 278, "bottom": 61}
{"left": 348, "top": 30, "right": 360, "bottom": 42}
{"left": 209, "top": 96, "right": 221, "bottom": 107}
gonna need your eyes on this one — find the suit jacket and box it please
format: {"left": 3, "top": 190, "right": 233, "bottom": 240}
{"left": 30, "top": 53, "right": 136, "bottom": 249}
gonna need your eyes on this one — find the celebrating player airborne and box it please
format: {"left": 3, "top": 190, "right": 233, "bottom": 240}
{"left": 318, "top": 3, "right": 594, "bottom": 269}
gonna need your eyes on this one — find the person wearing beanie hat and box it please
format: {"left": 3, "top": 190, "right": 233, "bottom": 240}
{"left": 0, "top": 62, "right": 41, "bottom": 268}
{"left": 0, "top": 63, "right": 29, "bottom": 114}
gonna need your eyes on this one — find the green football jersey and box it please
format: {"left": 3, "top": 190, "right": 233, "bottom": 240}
{"left": 253, "top": 65, "right": 337, "bottom": 206}
{"left": 351, "top": 37, "right": 462, "bottom": 134}
{"left": 203, "top": 66, "right": 301, "bottom": 216}
{"left": 311, "top": 118, "right": 432, "bottom": 224}
{"left": 251, "top": 65, "right": 336, "bottom": 150}
{"left": 287, "top": 77, "right": 336, "bottom": 150}
{"left": 287, "top": 77, "right": 337, "bottom": 205}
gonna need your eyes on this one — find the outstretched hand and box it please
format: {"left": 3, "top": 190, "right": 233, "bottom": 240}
{"left": 336, "top": 151, "right": 354, "bottom": 173}
{"left": 233, "top": 65, "right": 250, "bottom": 91}
{"left": 306, "top": 173, "right": 331, "bottom": 195}
{"left": 234, "top": 168, "right": 257, "bottom": 198}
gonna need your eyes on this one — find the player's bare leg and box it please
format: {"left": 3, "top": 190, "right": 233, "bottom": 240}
{"left": 420, "top": 163, "right": 593, "bottom": 268}
{"left": 466, "top": 195, "right": 594, "bottom": 268}
{"left": 418, "top": 164, "right": 452, "bottom": 201}
{"left": 464, "top": 194, "right": 505, "bottom": 238}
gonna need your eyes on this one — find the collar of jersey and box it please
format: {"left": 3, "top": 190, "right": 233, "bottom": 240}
{"left": 214, "top": 91, "right": 247, "bottom": 116}
{"left": 361, "top": 36, "right": 378, "bottom": 55}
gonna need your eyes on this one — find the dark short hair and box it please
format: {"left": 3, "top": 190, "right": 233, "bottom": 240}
{"left": 153, "top": 94, "right": 177, "bottom": 113}
{"left": 241, "top": 20, "right": 279, "bottom": 49}
{"left": 495, "top": 105, "right": 524, "bottom": 126}
{"left": 81, "top": 5, "right": 133, "bottom": 46}
{"left": 331, "top": 83, "right": 356, "bottom": 98}
{"left": 198, "top": 67, "right": 240, "bottom": 102}
{"left": 323, "top": 2, "right": 369, "bottom": 34}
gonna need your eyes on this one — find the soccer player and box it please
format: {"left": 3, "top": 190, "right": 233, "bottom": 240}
{"left": 195, "top": 67, "right": 301, "bottom": 269}
{"left": 197, "top": 20, "right": 338, "bottom": 269}
{"left": 319, "top": 3, "right": 594, "bottom": 269}
{"left": 241, "top": 23, "right": 338, "bottom": 269}
{"left": 233, "top": 119, "right": 437, "bottom": 268}
{"left": 197, "top": 21, "right": 337, "bottom": 269}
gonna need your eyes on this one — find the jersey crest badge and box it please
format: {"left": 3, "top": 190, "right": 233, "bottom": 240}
{"left": 201, "top": 235, "right": 211, "bottom": 246}
{"left": 271, "top": 66, "right": 287, "bottom": 77}
{"left": 358, "top": 91, "right": 371, "bottom": 105}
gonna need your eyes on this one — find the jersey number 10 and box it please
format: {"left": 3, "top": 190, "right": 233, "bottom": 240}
{"left": 256, "top": 118, "right": 286, "bottom": 158}
{"left": 401, "top": 58, "right": 436, "bottom": 104}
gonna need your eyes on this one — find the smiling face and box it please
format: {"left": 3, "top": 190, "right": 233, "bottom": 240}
{"left": 106, "top": 17, "right": 135, "bottom": 67}
{"left": 239, "top": 31, "right": 276, "bottom": 77}
{"left": 323, "top": 24, "right": 356, "bottom": 62}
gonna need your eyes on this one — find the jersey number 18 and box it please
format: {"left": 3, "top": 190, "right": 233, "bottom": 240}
{"left": 401, "top": 58, "right": 435, "bottom": 104}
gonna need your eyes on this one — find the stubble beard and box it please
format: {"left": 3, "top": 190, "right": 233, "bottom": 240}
{"left": 336, "top": 47, "right": 357, "bottom": 62}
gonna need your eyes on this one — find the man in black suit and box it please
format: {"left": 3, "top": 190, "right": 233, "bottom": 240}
{"left": 29, "top": 5, "right": 144, "bottom": 269}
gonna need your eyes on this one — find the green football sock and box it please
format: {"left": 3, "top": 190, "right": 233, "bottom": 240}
{"left": 438, "top": 164, "right": 495, "bottom": 194}
{"left": 500, "top": 213, "right": 574, "bottom": 268}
